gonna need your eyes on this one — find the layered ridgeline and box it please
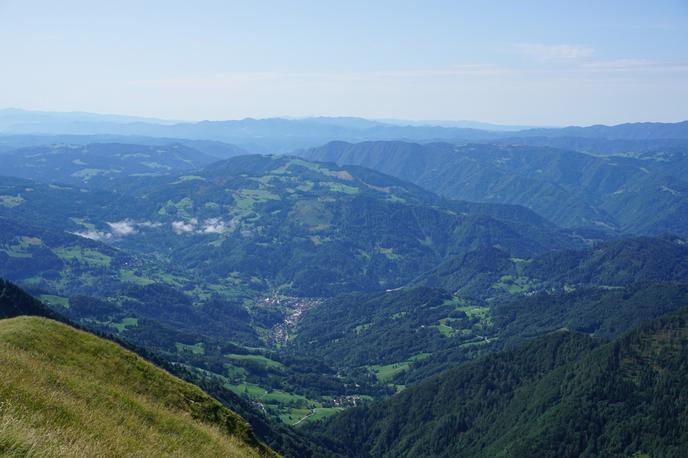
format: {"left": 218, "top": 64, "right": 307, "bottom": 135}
{"left": 290, "top": 236, "right": 688, "bottom": 386}
{"left": 3, "top": 109, "right": 687, "bottom": 153}
{"left": 300, "top": 141, "right": 688, "bottom": 236}
{"left": 311, "top": 305, "right": 688, "bottom": 458}
{"left": 0, "top": 279, "right": 276, "bottom": 458}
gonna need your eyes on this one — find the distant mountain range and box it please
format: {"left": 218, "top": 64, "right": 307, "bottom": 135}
{"left": 2, "top": 108, "right": 687, "bottom": 154}
{"left": 0, "top": 107, "right": 182, "bottom": 129}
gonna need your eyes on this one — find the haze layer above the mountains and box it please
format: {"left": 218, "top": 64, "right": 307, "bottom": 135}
{"left": 1, "top": 1, "right": 687, "bottom": 124}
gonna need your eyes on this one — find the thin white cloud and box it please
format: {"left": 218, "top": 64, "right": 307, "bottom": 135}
{"left": 580, "top": 59, "right": 688, "bottom": 72}
{"left": 74, "top": 219, "right": 165, "bottom": 241}
{"left": 511, "top": 43, "right": 594, "bottom": 61}
{"left": 138, "top": 220, "right": 163, "bottom": 228}
{"left": 127, "top": 65, "right": 516, "bottom": 90}
{"left": 72, "top": 230, "right": 112, "bottom": 241}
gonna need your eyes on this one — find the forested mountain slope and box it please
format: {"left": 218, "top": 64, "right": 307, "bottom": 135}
{"left": 312, "top": 305, "right": 688, "bottom": 457}
{"left": 301, "top": 141, "right": 688, "bottom": 235}
{"left": 414, "top": 235, "right": 688, "bottom": 299}
{"left": 291, "top": 237, "right": 688, "bottom": 387}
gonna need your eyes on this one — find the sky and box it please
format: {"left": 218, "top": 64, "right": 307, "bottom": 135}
{"left": 0, "top": 0, "right": 687, "bottom": 125}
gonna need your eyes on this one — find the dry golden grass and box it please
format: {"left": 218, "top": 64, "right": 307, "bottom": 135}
{"left": 0, "top": 316, "right": 278, "bottom": 457}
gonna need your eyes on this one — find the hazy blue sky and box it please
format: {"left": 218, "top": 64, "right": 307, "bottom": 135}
{"left": 1, "top": 0, "right": 686, "bottom": 125}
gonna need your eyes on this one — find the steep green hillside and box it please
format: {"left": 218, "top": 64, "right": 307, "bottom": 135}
{"left": 301, "top": 141, "right": 688, "bottom": 236}
{"left": 0, "top": 278, "right": 332, "bottom": 457}
{"left": 292, "top": 287, "right": 459, "bottom": 368}
{"left": 0, "top": 216, "right": 159, "bottom": 297}
{"left": 0, "top": 316, "right": 276, "bottom": 457}
{"left": 313, "top": 305, "right": 688, "bottom": 457}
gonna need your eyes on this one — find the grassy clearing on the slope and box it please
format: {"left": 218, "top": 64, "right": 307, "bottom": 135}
{"left": 225, "top": 381, "right": 342, "bottom": 426}
{"left": 118, "top": 269, "right": 155, "bottom": 286}
{"left": 108, "top": 316, "right": 138, "bottom": 333}
{"left": 0, "top": 236, "right": 43, "bottom": 258}
{"left": 279, "top": 407, "right": 345, "bottom": 426}
{"left": 370, "top": 353, "right": 431, "bottom": 382}
{"left": 430, "top": 299, "right": 494, "bottom": 337}
{"left": 492, "top": 274, "right": 538, "bottom": 295}
{"left": 0, "top": 195, "right": 24, "bottom": 207}
{"left": 176, "top": 342, "right": 205, "bottom": 355}
{"left": 54, "top": 246, "right": 112, "bottom": 268}
{"left": 225, "top": 353, "right": 285, "bottom": 370}
{"left": 38, "top": 295, "right": 70, "bottom": 309}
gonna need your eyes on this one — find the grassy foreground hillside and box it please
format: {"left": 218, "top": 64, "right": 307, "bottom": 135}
{"left": 0, "top": 316, "right": 277, "bottom": 457}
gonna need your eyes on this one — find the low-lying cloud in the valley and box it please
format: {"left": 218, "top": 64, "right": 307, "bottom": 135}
{"left": 200, "top": 217, "right": 228, "bottom": 234}
{"left": 74, "top": 219, "right": 163, "bottom": 241}
{"left": 74, "top": 218, "right": 233, "bottom": 240}
{"left": 172, "top": 218, "right": 233, "bottom": 234}
{"left": 172, "top": 218, "right": 198, "bottom": 234}
{"left": 107, "top": 220, "right": 137, "bottom": 237}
